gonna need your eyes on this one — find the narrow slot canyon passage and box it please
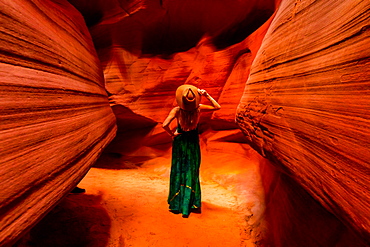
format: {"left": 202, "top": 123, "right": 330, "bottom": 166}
{"left": 1, "top": 0, "right": 369, "bottom": 246}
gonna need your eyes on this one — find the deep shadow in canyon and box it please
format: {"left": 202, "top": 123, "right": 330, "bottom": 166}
{"left": 69, "top": 0, "right": 276, "bottom": 56}
{"left": 14, "top": 194, "right": 111, "bottom": 247}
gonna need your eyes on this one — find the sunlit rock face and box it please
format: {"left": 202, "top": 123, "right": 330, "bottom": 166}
{"left": 236, "top": 0, "right": 370, "bottom": 245}
{"left": 0, "top": 0, "right": 116, "bottom": 246}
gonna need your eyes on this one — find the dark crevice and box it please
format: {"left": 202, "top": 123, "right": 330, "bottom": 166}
{"left": 212, "top": 9, "right": 274, "bottom": 50}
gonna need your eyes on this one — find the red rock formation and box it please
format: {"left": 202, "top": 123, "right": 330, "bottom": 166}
{"left": 2, "top": 0, "right": 369, "bottom": 246}
{"left": 0, "top": 0, "right": 116, "bottom": 245}
{"left": 236, "top": 0, "right": 370, "bottom": 245}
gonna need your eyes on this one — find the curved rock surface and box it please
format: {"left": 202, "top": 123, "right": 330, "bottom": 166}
{"left": 2, "top": 0, "right": 369, "bottom": 246}
{"left": 0, "top": 1, "right": 116, "bottom": 245}
{"left": 236, "top": 0, "right": 370, "bottom": 244}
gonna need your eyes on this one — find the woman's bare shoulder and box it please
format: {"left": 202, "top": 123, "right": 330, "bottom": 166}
{"left": 163, "top": 106, "right": 180, "bottom": 126}
{"left": 169, "top": 106, "right": 180, "bottom": 115}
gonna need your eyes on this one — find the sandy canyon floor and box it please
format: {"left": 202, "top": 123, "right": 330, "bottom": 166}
{"left": 15, "top": 145, "right": 265, "bottom": 247}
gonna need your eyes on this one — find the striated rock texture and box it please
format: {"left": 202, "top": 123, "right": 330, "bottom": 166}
{"left": 0, "top": 0, "right": 116, "bottom": 246}
{"left": 3, "top": 0, "right": 368, "bottom": 246}
{"left": 236, "top": 0, "right": 370, "bottom": 245}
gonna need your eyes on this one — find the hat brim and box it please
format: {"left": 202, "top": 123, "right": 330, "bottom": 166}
{"left": 176, "top": 85, "right": 201, "bottom": 111}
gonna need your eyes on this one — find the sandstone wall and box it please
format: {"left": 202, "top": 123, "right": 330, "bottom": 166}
{"left": 0, "top": 1, "right": 116, "bottom": 245}
{"left": 2, "top": 0, "right": 367, "bottom": 246}
{"left": 236, "top": 0, "right": 370, "bottom": 245}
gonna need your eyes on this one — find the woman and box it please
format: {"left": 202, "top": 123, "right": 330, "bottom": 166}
{"left": 162, "top": 84, "right": 221, "bottom": 217}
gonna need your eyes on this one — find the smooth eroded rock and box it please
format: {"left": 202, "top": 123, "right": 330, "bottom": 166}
{"left": 236, "top": 0, "right": 370, "bottom": 243}
{"left": 0, "top": 0, "right": 116, "bottom": 245}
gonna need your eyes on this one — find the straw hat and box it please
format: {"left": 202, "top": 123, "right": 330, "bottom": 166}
{"left": 176, "top": 85, "right": 201, "bottom": 111}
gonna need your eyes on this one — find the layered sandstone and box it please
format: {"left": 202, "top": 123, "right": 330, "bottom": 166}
{"left": 236, "top": 0, "right": 370, "bottom": 245}
{"left": 0, "top": 1, "right": 116, "bottom": 245}
{"left": 1, "top": 0, "right": 369, "bottom": 246}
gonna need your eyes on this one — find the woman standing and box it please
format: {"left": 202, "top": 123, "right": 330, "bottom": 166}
{"left": 162, "top": 84, "right": 221, "bottom": 218}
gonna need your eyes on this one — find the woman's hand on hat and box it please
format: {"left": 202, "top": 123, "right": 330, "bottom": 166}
{"left": 198, "top": 89, "right": 207, "bottom": 96}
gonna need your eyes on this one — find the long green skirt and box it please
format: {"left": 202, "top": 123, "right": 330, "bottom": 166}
{"left": 168, "top": 125, "right": 201, "bottom": 217}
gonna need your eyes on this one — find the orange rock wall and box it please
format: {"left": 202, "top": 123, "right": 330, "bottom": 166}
{"left": 0, "top": 0, "right": 116, "bottom": 245}
{"left": 236, "top": 0, "right": 370, "bottom": 245}
{"left": 2, "top": 0, "right": 369, "bottom": 246}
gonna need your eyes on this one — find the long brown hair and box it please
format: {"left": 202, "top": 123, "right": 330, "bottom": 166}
{"left": 177, "top": 107, "right": 200, "bottom": 131}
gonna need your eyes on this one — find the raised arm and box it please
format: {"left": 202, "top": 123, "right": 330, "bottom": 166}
{"left": 162, "top": 107, "right": 179, "bottom": 137}
{"left": 198, "top": 89, "right": 221, "bottom": 111}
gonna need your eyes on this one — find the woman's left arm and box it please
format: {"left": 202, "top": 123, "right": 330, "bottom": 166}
{"left": 162, "top": 107, "right": 179, "bottom": 137}
{"left": 198, "top": 89, "right": 221, "bottom": 111}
